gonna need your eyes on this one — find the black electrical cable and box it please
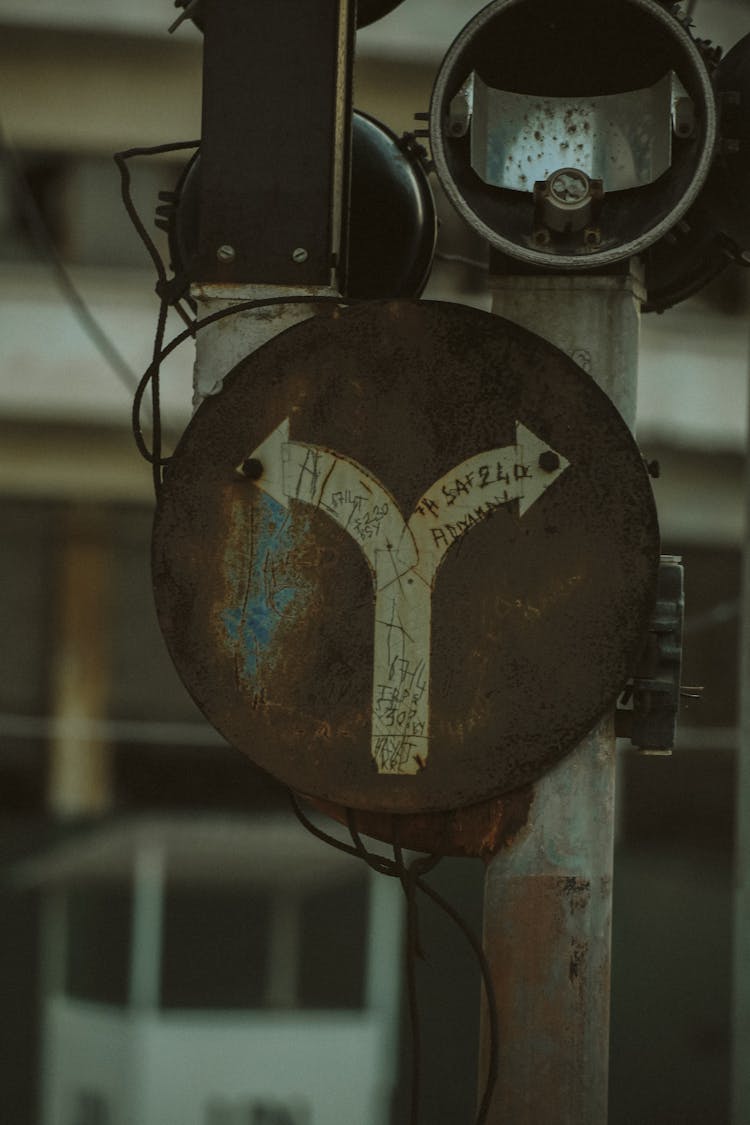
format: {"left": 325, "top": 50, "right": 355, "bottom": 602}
{"left": 114, "top": 140, "right": 204, "bottom": 494}
{"left": 130, "top": 294, "right": 352, "bottom": 490}
{"left": 113, "top": 140, "right": 200, "bottom": 285}
{"left": 113, "top": 140, "right": 199, "bottom": 333}
{"left": 417, "top": 878, "right": 499, "bottom": 1124}
{"left": 149, "top": 293, "right": 171, "bottom": 495}
{"left": 290, "top": 792, "right": 499, "bottom": 1125}
{"left": 346, "top": 811, "right": 439, "bottom": 1125}
{"left": 0, "top": 122, "right": 140, "bottom": 393}
{"left": 114, "top": 140, "right": 353, "bottom": 496}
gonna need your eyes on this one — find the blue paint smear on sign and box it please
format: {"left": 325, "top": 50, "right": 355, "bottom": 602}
{"left": 222, "top": 493, "right": 297, "bottom": 680}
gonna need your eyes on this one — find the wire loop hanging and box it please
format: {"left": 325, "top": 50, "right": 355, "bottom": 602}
{"left": 291, "top": 793, "right": 499, "bottom": 1125}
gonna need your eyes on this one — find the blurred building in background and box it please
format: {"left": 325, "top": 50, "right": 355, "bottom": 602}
{"left": 0, "top": 1, "right": 748, "bottom": 1123}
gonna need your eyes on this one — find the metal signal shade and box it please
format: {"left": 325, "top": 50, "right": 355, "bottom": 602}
{"left": 429, "top": 0, "right": 717, "bottom": 269}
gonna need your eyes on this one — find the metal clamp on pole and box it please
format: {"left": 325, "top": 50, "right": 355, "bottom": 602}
{"left": 615, "top": 555, "right": 687, "bottom": 754}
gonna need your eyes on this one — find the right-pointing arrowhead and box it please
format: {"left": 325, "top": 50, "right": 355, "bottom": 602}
{"left": 516, "top": 421, "right": 569, "bottom": 516}
{"left": 238, "top": 417, "right": 290, "bottom": 509}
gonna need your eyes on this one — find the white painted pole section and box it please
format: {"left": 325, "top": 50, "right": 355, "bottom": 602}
{"left": 731, "top": 340, "right": 750, "bottom": 1122}
{"left": 190, "top": 289, "right": 323, "bottom": 407}
{"left": 481, "top": 268, "right": 643, "bottom": 1124}
{"left": 128, "top": 842, "right": 165, "bottom": 1012}
{"left": 38, "top": 888, "right": 68, "bottom": 1125}
{"left": 364, "top": 869, "right": 406, "bottom": 1125}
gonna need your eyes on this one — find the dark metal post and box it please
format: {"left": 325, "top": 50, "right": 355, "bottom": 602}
{"left": 189, "top": 0, "right": 354, "bottom": 404}
{"left": 196, "top": 0, "right": 353, "bottom": 288}
{"left": 481, "top": 269, "right": 643, "bottom": 1123}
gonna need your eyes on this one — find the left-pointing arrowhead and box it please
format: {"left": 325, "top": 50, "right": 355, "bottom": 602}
{"left": 515, "top": 421, "right": 569, "bottom": 516}
{"left": 241, "top": 417, "right": 290, "bottom": 509}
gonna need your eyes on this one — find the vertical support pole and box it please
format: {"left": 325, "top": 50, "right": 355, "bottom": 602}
{"left": 480, "top": 269, "right": 643, "bottom": 1123}
{"left": 38, "top": 888, "right": 68, "bottom": 1125}
{"left": 47, "top": 506, "right": 113, "bottom": 818}
{"left": 365, "top": 869, "right": 405, "bottom": 1125}
{"left": 129, "top": 842, "right": 165, "bottom": 1012}
{"left": 732, "top": 359, "right": 750, "bottom": 1122}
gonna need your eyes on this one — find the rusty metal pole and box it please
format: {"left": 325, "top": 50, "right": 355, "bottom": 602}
{"left": 481, "top": 267, "right": 643, "bottom": 1123}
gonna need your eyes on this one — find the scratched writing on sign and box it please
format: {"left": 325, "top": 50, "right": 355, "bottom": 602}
{"left": 371, "top": 596, "right": 429, "bottom": 773}
{"left": 411, "top": 450, "right": 525, "bottom": 560}
{"left": 373, "top": 734, "right": 424, "bottom": 773}
{"left": 435, "top": 457, "right": 532, "bottom": 507}
{"left": 320, "top": 490, "right": 389, "bottom": 544}
{"left": 425, "top": 496, "right": 512, "bottom": 549}
{"left": 249, "top": 418, "right": 569, "bottom": 775}
{"left": 319, "top": 488, "right": 389, "bottom": 544}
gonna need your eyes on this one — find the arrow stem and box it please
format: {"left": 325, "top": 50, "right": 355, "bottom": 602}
{"left": 371, "top": 576, "right": 431, "bottom": 775}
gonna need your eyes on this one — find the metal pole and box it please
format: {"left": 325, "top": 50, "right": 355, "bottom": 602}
{"left": 731, "top": 340, "right": 750, "bottom": 1122}
{"left": 47, "top": 506, "right": 114, "bottom": 817}
{"left": 480, "top": 267, "right": 643, "bottom": 1123}
{"left": 129, "top": 842, "right": 165, "bottom": 1012}
{"left": 364, "top": 870, "right": 405, "bottom": 1125}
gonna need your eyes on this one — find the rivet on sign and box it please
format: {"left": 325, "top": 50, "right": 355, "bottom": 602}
{"left": 292, "top": 247, "right": 309, "bottom": 263}
{"left": 216, "top": 244, "right": 236, "bottom": 263}
{"left": 240, "top": 457, "right": 263, "bottom": 480}
{"left": 538, "top": 450, "right": 560, "bottom": 473}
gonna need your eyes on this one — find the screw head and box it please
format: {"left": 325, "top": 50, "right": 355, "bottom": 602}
{"left": 292, "top": 247, "right": 309, "bottom": 263}
{"left": 216, "top": 244, "right": 235, "bottom": 263}
{"left": 549, "top": 169, "right": 589, "bottom": 204}
{"left": 538, "top": 450, "right": 560, "bottom": 473}
{"left": 240, "top": 457, "right": 263, "bottom": 480}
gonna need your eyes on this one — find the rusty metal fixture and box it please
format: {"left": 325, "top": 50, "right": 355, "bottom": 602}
{"left": 429, "top": 0, "right": 717, "bottom": 269}
{"left": 165, "top": 111, "right": 437, "bottom": 304}
{"left": 152, "top": 300, "right": 659, "bottom": 814}
{"left": 615, "top": 554, "right": 685, "bottom": 752}
{"left": 307, "top": 786, "right": 535, "bottom": 859}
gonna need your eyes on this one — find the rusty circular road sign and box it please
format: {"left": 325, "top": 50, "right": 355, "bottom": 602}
{"left": 153, "top": 300, "right": 659, "bottom": 814}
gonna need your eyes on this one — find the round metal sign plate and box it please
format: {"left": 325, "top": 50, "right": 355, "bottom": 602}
{"left": 153, "top": 300, "right": 659, "bottom": 813}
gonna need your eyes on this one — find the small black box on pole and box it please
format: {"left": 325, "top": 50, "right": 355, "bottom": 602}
{"left": 195, "top": 0, "right": 353, "bottom": 287}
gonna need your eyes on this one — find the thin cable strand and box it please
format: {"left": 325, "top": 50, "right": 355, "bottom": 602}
{"left": 131, "top": 295, "right": 351, "bottom": 468}
{"left": 113, "top": 140, "right": 200, "bottom": 285}
{"left": 291, "top": 794, "right": 499, "bottom": 1125}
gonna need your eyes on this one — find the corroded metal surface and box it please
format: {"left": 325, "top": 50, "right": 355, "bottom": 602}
{"left": 479, "top": 717, "right": 616, "bottom": 1123}
{"left": 480, "top": 871, "right": 613, "bottom": 1121}
{"left": 152, "top": 300, "right": 659, "bottom": 813}
{"left": 310, "top": 786, "right": 534, "bottom": 859}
